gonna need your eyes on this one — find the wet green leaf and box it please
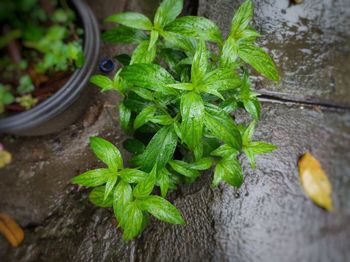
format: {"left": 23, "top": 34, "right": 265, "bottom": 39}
{"left": 247, "top": 141, "right": 276, "bottom": 155}
{"left": 180, "top": 92, "right": 204, "bottom": 151}
{"left": 90, "top": 75, "right": 113, "bottom": 92}
{"left": 221, "top": 36, "right": 238, "bottom": 68}
{"left": 90, "top": 137, "right": 123, "bottom": 171}
{"left": 230, "top": 0, "right": 253, "bottom": 37}
{"left": 204, "top": 104, "right": 242, "bottom": 150}
{"left": 200, "top": 68, "right": 241, "bottom": 92}
{"left": 113, "top": 181, "right": 132, "bottom": 222}
{"left": 120, "top": 168, "right": 148, "bottom": 183}
{"left": 238, "top": 43, "right": 279, "bottom": 81}
{"left": 102, "top": 26, "right": 147, "bottom": 44}
{"left": 140, "top": 126, "right": 178, "bottom": 172}
{"left": 236, "top": 27, "right": 261, "bottom": 42}
{"left": 106, "top": 12, "right": 153, "bottom": 30}
{"left": 189, "top": 157, "right": 213, "bottom": 170}
{"left": 131, "top": 40, "right": 156, "bottom": 64}
{"left": 168, "top": 160, "right": 200, "bottom": 178}
{"left": 158, "top": 168, "right": 171, "bottom": 197}
{"left": 167, "top": 83, "right": 193, "bottom": 91}
{"left": 165, "top": 16, "right": 222, "bottom": 45}
{"left": 119, "top": 103, "right": 131, "bottom": 132}
{"left": 120, "top": 202, "right": 143, "bottom": 240}
{"left": 150, "top": 114, "right": 174, "bottom": 126}
{"left": 120, "top": 63, "right": 176, "bottom": 95}
{"left": 123, "top": 138, "right": 145, "bottom": 155}
{"left": 243, "top": 98, "right": 261, "bottom": 120}
{"left": 104, "top": 175, "right": 118, "bottom": 200}
{"left": 133, "top": 169, "right": 156, "bottom": 198}
{"left": 72, "top": 169, "right": 113, "bottom": 187}
{"left": 242, "top": 121, "right": 255, "bottom": 146}
{"left": 138, "top": 195, "right": 185, "bottom": 225}
{"left": 114, "top": 54, "right": 131, "bottom": 66}
{"left": 133, "top": 105, "right": 157, "bottom": 129}
{"left": 154, "top": 0, "right": 183, "bottom": 27}
{"left": 213, "top": 155, "right": 243, "bottom": 187}
{"left": 161, "top": 31, "right": 197, "bottom": 53}
{"left": 211, "top": 144, "right": 238, "bottom": 158}
{"left": 148, "top": 30, "right": 159, "bottom": 50}
{"left": 191, "top": 39, "right": 207, "bottom": 84}
{"left": 89, "top": 186, "right": 113, "bottom": 208}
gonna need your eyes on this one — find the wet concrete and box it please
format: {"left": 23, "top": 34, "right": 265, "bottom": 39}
{"left": 0, "top": 90, "right": 123, "bottom": 227}
{"left": 199, "top": 0, "right": 350, "bottom": 108}
{"left": 1, "top": 101, "right": 349, "bottom": 262}
{"left": 1, "top": 0, "right": 350, "bottom": 261}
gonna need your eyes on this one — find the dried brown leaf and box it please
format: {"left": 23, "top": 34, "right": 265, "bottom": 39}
{"left": 298, "top": 152, "right": 333, "bottom": 211}
{"left": 0, "top": 150, "right": 12, "bottom": 168}
{"left": 0, "top": 213, "right": 24, "bottom": 247}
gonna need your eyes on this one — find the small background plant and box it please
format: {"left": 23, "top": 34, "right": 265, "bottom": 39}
{"left": 73, "top": 0, "right": 278, "bottom": 240}
{"left": 0, "top": 0, "right": 84, "bottom": 115}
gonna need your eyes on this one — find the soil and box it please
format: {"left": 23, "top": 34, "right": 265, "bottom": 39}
{"left": 3, "top": 71, "right": 73, "bottom": 113}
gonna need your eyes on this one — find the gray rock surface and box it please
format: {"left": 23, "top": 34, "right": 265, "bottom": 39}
{"left": 199, "top": 0, "right": 350, "bottom": 107}
{"left": 1, "top": 101, "right": 350, "bottom": 262}
{"left": 1, "top": 0, "right": 350, "bottom": 262}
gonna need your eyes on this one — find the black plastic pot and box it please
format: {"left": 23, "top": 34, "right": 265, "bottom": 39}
{"left": 0, "top": 0, "right": 100, "bottom": 136}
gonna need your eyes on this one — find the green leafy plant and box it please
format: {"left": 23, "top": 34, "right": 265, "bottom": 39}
{"left": 0, "top": 84, "right": 14, "bottom": 114}
{"left": 73, "top": 0, "right": 278, "bottom": 240}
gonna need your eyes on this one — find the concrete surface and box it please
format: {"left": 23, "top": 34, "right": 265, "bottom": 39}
{"left": 199, "top": 0, "right": 350, "bottom": 107}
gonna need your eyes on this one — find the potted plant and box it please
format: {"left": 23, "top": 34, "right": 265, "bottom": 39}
{"left": 73, "top": 0, "right": 279, "bottom": 240}
{"left": 0, "top": 0, "right": 99, "bottom": 136}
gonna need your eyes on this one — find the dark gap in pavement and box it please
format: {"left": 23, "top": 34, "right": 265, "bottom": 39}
{"left": 259, "top": 94, "right": 350, "bottom": 111}
{"left": 184, "top": 0, "right": 199, "bottom": 15}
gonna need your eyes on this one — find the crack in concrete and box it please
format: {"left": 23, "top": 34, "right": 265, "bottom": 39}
{"left": 258, "top": 94, "right": 350, "bottom": 111}
{"left": 190, "top": 0, "right": 199, "bottom": 15}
